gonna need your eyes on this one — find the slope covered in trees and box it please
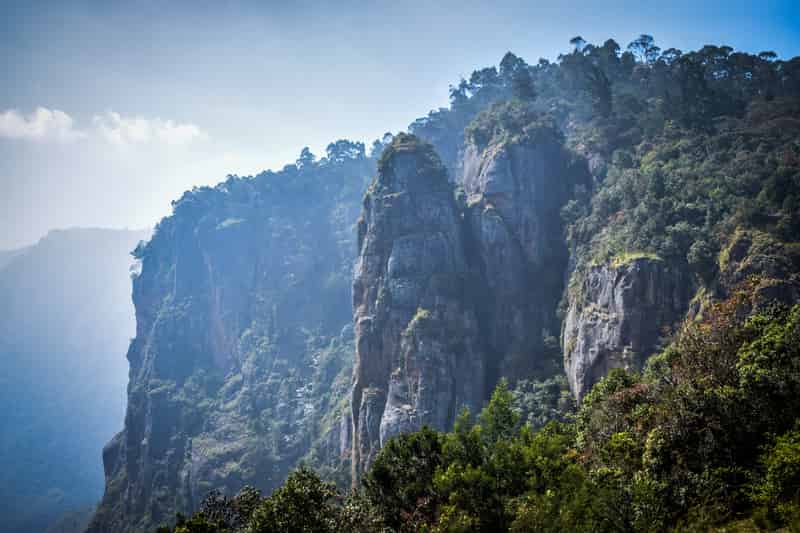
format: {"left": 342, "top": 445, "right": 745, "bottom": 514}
{"left": 96, "top": 34, "right": 800, "bottom": 532}
{"left": 160, "top": 287, "right": 800, "bottom": 532}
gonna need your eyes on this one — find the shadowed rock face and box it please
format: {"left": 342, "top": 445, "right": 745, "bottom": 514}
{"left": 463, "top": 141, "right": 568, "bottom": 267}
{"left": 89, "top": 158, "right": 373, "bottom": 533}
{"left": 562, "top": 258, "right": 691, "bottom": 401}
{"left": 351, "top": 131, "right": 581, "bottom": 479}
{"left": 350, "top": 136, "right": 486, "bottom": 479}
{"left": 462, "top": 139, "right": 574, "bottom": 379}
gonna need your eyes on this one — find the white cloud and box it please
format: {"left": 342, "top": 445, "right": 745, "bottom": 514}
{"left": 0, "top": 107, "right": 207, "bottom": 147}
{"left": 92, "top": 111, "right": 207, "bottom": 146}
{"left": 0, "top": 107, "right": 85, "bottom": 142}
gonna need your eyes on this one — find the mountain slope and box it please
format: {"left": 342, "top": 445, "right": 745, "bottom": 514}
{"left": 94, "top": 37, "right": 800, "bottom": 531}
{"left": 88, "top": 145, "right": 375, "bottom": 532}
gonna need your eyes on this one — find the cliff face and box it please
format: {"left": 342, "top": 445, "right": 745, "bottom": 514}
{"left": 561, "top": 230, "right": 800, "bottom": 402}
{"left": 562, "top": 257, "right": 691, "bottom": 400}
{"left": 350, "top": 123, "right": 583, "bottom": 477}
{"left": 350, "top": 135, "right": 486, "bottom": 479}
{"left": 462, "top": 135, "right": 575, "bottom": 378}
{"left": 89, "top": 153, "right": 372, "bottom": 532}
{"left": 71, "top": 43, "right": 800, "bottom": 531}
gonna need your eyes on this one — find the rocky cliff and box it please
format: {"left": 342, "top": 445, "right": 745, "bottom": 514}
{"left": 89, "top": 46, "right": 800, "bottom": 530}
{"left": 562, "top": 256, "right": 691, "bottom": 400}
{"left": 350, "top": 134, "right": 486, "bottom": 479}
{"left": 561, "top": 228, "right": 800, "bottom": 402}
{"left": 559, "top": 96, "right": 800, "bottom": 402}
{"left": 461, "top": 116, "right": 578, "bottom": 379}
{"left": 350, "top": 110, "right": 587, "bottom": 477}
{"left": 89, "top": 148, "right": 373, "bottom": 532}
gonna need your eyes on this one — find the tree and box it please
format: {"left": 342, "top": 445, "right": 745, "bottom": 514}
{"left": 570, "top": 36, "right": 587, "bottom": 54}
{"left": 295, "top": 147, "right": 315, "bottom": 169}
{"left": 247, "top": 468, "right": 340, "bottom": 533}
{"left": 628, "top": 34, "right": 660, "bottom": 63}
{"left": 369, "top": 132, "right": 393, "bottom": 159}
{"left": 585, "top": 65, "right": 612, "bottom": 117}
{"left": 499, "top": 51, "right": 527, "bottom": 79}
{"left": 660, "top": 47, "right": 683, "bottom": 65}
{"left": 596, "top": 39, "right": 622, "bottom": 75}
{"left": 511, "top": 68, "right": 537, "bottom": 101}
{"left": 478, "top": 378, "right": 519, "bottom": 444}
{"left": 468, "top": 66, "right": 503, "bottom": 100}
{"left": 601, "top": 39, "right": 620, "bottom": 57}
{"left": 759, "top": 51, "right": 778, "bottom": 62}
{"left": 325, "top": 139, "right": 365, "bottom": 163}
{"left": 686, "top": 239, "right": 715, "bottom": 281}
{"left": 199, "top": 485, "right": 262, "bottom": 530}
{"left": 170, "top": 513, "right": 219, "bottom": 533}
{"left": 752, "top": 424, "right": 800, "bottom": 527}
{"left": 449, "top": 78, "right": 471, "bottom": 108}
{"left": 364, "top": 426, "right": 443, "bottom": 530}
{"left": 669, "top": 53, "right": 716, "bottom": 127}
{"left": 499, "top": 52, "right": 535, "bottom": 101}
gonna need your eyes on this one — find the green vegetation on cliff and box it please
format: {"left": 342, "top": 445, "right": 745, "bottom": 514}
{"left": 89, "top": 143, "right": 374, "bottom": 533}
{"left": 166, "top": 284, "right": 800, "bottom": 532}
{"left": 95, "top": 33, "right": 800, "bottom": 532}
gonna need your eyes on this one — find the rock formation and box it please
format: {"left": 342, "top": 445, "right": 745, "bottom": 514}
{"left": 461, "top": 129, "right": 576, "bottom": 379}
{"left": 351, "top": 121, "right": 584, "bottom": 477}
{"left": 82, "top": 45, "right": 800, "bottom": 531}
{"left": 350, "top": 134, "right": 486, "bottom": 479}
{"left": 562, "top": 256, "right": 690, "bottom": 400}
{"left": 89, "top": 153, "right": 373, "bottom": 533}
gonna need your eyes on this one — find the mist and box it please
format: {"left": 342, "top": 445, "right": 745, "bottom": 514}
{"left": 2, "top": 0, "right": 798, "bottom": 249}
{"left": 0, "top": 228, "right": 148, "bottom": 533}
{"left": 2, "top": 1, "right": 800, "bottom": 531}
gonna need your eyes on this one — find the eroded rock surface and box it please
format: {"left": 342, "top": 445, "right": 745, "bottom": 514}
{"left": 350, "top": 134, "right": 485, "bottom": 478}
{"left": 351, "top": 127, "right": 583, "bottom": 478}
{"left": 462, "top": 137, "right": 575, "bottom": 378}
{"left": 562, "top": 257, "right": 690, "bottom": 401}
{"left": 89, "top": 155, "right": 372, "bottom": 533}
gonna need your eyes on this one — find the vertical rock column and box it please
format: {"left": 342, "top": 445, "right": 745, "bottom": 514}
{"left": 350, "top": 135, "right": 485, "bottom": 480}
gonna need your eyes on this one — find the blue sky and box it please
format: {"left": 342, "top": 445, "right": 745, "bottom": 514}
{"left": 1, "top": 0, "right": 798, "bottom": 249}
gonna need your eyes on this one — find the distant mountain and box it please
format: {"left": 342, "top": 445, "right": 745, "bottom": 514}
{"left": 0, "top": 246, "right": 30, "bottom": 270}
{"left": 43, "top": 507, "right": 93, "bottom": 533}
{"left": 0, "top": 228, "right": 149, "bottom": 533}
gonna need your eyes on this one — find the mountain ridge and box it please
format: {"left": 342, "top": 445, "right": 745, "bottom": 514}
{"left": 90, "top": 37, "right": 800, "bottom": 531}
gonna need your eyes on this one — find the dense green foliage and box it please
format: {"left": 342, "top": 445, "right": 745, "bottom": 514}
{"left": 165, "top": 287, "right": 800, "bottom": 532}
{"left": 409, "top": 36, "right": 800, "bottom": 296}
{"left": 564, "top": 98, "right": 800, "bottom": 277}
{"left": 115, "top": 34, "right": 800, "bottom": 532}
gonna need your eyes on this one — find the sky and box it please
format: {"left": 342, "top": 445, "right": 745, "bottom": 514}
{"left": 1, "top": 0, "right": 798, "bottom": 250}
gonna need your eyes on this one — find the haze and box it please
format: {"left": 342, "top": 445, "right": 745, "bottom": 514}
{"left": 1, "top": 0, "right": 798, "bottom": 249}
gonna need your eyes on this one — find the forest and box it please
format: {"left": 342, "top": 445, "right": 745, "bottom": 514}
{"left": 147, "top": 33, "right": 800, "bottom": 532}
